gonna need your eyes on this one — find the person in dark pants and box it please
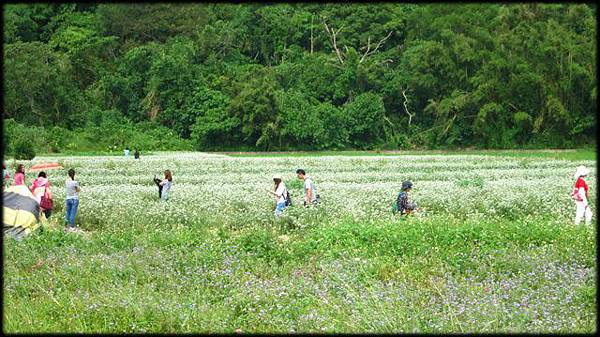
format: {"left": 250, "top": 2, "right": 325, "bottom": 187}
{"left": 31, "top": 171, "right": 53, "bottom": 219}
{"left": 153, "top": 175, "right": 163, "bottom": 199}
{"left": 134, "top": 148, "right": 140, "bottom": 160}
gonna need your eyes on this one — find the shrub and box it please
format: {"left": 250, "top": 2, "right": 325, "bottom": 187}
{"left": 13, "top": 137, "right": 36, "bottom": 160}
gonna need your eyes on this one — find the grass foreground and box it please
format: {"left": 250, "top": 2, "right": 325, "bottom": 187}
{"left": 2, "top": 151, "right": 596, "bottom": 333}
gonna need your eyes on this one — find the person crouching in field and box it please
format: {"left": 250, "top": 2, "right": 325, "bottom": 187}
{"left": 394, "top": 180, "right": 417, "bottom": 216}
{"left": 267, "top": 174, "right": 289, "bottom": 217}
{"left": 296, "top": 169, "right": 320, "bottom": 206}
{"left": 31, "top": 171, "right": 53, "bottom": 219}
{"left": 572, "top": 165, "right": 593, "bottom": 225}
{"left": 156, "top": 170, "right": 173, "bottom": 202}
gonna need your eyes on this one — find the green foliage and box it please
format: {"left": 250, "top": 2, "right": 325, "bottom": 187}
{"left": 342, "top": 92, "right": 387, "bottom": 149}
{"left": 190, "top": 88, "right": 237, "bottom": 149}
{"left": 13, "top": 137, "right": 36, "bottom": 160}
{"left": 229, "top": 67, "right": 282, "bottom": 150}
{"left": 2, "top": 3, "right": 597, "bottom": 151}
{"left": 278, "top": 90, "right": 325, "bottom": 148}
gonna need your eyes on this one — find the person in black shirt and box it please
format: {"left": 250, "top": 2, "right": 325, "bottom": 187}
{"left": 153, "top": 175, "right": 162, "bottom": 199}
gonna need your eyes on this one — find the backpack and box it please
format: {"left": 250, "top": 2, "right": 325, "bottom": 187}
{"left": 284, "top": 190, "right": 292, "bottom": 207}
{"left": 310, "top": 180, "right": 320, "bottom": 203}
{"left": 392, "top": 192, "right": 401, "bottom": 214}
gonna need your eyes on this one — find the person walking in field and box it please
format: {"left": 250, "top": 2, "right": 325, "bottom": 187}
{"left": 13, "top": 164, "right": 25, "bottom": 186}
{"left": 65, "top": 168, "right": 81, "bottom": 231}
{"left": 157, "top": 170, "right": 173, "bottom": 202}
{"left": 572, "top": 165, "right": 593, "bottom": 225}
{"left": 124, "top": 147, "right": 130, "bottom": 158}
{"left": 393, "top": 180, "right": 417, "bottom": 215}
{"left": 296, "top": 169, "right": 320, "bottom": 206}
{"left": 267, "top": 174, "right": 289, "bottom": 217}
{"left": 134, "top": 148, "right": 140, "bottom": 160}
{"left": 30, "top": 171, "right": 53, "bottom": 219}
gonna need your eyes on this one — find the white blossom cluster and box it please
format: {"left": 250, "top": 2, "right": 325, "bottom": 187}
{"left": 23, "top": 152, "right": 595, "bottom": 230}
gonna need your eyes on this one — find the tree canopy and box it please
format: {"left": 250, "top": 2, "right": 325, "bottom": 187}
{"left": 3, "top": 3, "right": 596, "bottom": 152}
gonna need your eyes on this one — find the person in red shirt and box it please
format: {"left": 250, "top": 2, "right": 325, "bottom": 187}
{"left": 572, "top": 165, "right": 592, "bottom": 225}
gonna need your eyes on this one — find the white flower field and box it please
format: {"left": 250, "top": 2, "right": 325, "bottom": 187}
{"left": 3, "top": 152, "right": 596, "bottom": 333}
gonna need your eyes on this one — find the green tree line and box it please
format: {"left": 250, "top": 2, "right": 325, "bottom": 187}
{"left": 3, "top": 3, "right": 596, "bottom": 153}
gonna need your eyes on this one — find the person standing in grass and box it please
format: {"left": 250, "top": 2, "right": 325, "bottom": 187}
{"left": 134, "top": 148, "right": 140, "bottom": 160}
{"left": 158, "top": 170, "right": 173, "bottom": 202}
{"left": 3, "top": 163, "right": 10, "bottom": 188}
{"left": 296, "top": 169, "right": 320, "bottom": 206}
{"left": 13, "top": 164, "right": 25, "bottom": 186}
{"left": 65, "top": 168, "right": 81, "bottom": 231}
{"left": 124, "top": 147, "right": 130, "bottom": 158}
{"left": 31, "top": 171, "right": 54, "bottom": 219}
{"left": 394, "top": 180, "right": 417, "bottom": 215}
{"left": 267, "top": 174, "right": 289, "bottom": 217}
{"left": 153, "top": 175, "right": 163, "bottom": 199}
{"left": 572, "top": 165, "right": 593, "bottom": 225}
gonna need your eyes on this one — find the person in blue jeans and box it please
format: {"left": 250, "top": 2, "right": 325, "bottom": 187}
{"left": 158, "top": 169, "right": 173, "bottom": 202}
{"left": 267, "top": 174, "right": 288, "bottom": 217}
{"left": 65, "top": 168, "right": 81, "bottom": 231}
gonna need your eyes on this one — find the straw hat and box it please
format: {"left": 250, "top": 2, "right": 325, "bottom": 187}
{"left": 272, "top": 174, "right": 282, "bottom": 180}
{"left": 573, "top": 165, "right": 590, "bottom": 179}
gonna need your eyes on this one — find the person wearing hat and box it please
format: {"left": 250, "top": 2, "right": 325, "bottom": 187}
{"left": 571, "top": 165, "right": 592, "bottom": 225}
{"left": 395, "top": 180, "right": 417, "bottom": 215}
{"left": 266, "top": 174, "right": 289, "bottom": 217}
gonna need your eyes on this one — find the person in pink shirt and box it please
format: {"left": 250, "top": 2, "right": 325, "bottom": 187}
{"left": 30, "top": 171, "right": 53, "bottom": 219}
{"left": 571, "top": 165, "right": 593, "bottom": 225}
{"left": 13, "top": 164, "right": 25, "bottom": 186}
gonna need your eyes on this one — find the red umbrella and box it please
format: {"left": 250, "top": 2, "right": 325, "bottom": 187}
{"left": 29, "top": 162, "right": 63, "bottom": 172}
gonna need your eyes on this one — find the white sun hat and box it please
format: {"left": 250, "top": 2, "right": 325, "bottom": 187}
{"left": 272, "top": 174, "right": 282, "bottom": 180}
{"left": 573, "top": 165, "right": 590, "bottom": 179}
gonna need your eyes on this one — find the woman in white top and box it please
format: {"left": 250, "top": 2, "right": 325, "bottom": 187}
{"left": 267, "top": 174, "right": 288, "bottom": 217}
{"left": 159, "top": 170, "right": 173, "bottom": 202}
{"left": 65, "top": 168, "right": 81, "bottom": 230}
{"left": 572, "top": 165, "right": 593, "bottom": 225}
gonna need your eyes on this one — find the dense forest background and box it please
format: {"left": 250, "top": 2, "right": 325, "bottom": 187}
{"left": 2, "top": 3, "right": 597, "bottom": 154}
